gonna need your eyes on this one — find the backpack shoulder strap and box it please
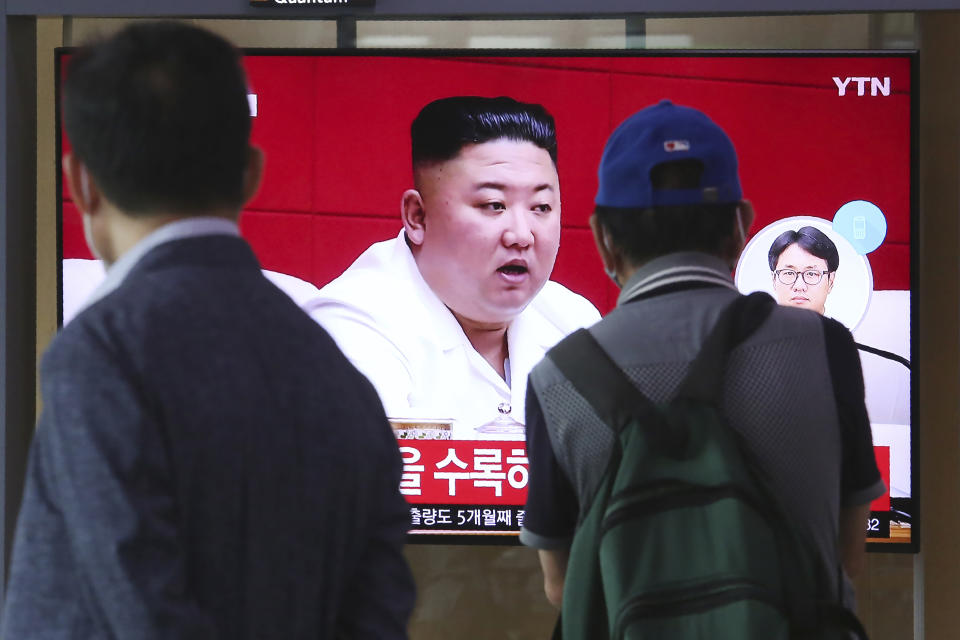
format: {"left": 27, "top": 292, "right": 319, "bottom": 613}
{"left": 546, "top": 328, "right": 657, "bottom": 433}
{"left": 547, "top": 292, "right": 776, "bottom": 430}
{"left": 676, "top": 291, "right": 776, "bottom": 404}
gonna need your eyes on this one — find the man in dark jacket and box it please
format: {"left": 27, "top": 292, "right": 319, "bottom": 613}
{"left": 1, "top": 21, "right": 414, "bottom": 639}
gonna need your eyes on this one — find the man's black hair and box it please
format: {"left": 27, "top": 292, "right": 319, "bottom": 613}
{"left": 593, "top": 159, "right": 738, "bottom": 265}
{"left": 410, "top": 96, "right": 558, "bottom": 169}
{"left": 767, "top": 226, "right": 840, "bottom": 272}
{"left": 62, "top": 21, "right": 252, "bottom": 215}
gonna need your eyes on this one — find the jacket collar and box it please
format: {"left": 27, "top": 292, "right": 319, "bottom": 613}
{"left": 80, "top": 217, "right": 242, "bottom": 314}
{"left": 618, "top": 251, "right": 737, "bottom": 306}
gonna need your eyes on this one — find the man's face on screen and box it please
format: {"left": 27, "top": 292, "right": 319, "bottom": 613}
{"left": 772, "top": 243, "right": 835, "bottom": 315}
{"left": 411, "top": 139, "right": 561, "bottom": 327}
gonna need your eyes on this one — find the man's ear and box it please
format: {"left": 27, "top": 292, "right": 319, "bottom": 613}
{"left": 726, "top": 199, "right": 757, "bottom": 267}
{"left": 737, "top": 199, "right": 756, "bottom": 243}
{"left": 240, "top": 146, "right": 265, "bottom": 206}
{"left": 401, "top": 189, "right": 427, "bottom": 246}
{"left": 588, "top": 213, "right": 618, "bottom": 274}
{"left": 63, "top": 153, "right": 101, "bottom": 215}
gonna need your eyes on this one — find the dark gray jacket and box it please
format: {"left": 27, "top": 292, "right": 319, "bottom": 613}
{"left": 2, "top": 235, "right": 415, "bottom": 639}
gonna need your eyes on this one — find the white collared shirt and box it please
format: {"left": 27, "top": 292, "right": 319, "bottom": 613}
{"left": 307, "top": 231, "right": 601, "bottom": 440}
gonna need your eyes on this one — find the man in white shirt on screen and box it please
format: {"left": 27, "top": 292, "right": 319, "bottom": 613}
{"left": 309, "top": 96, "right": 600, "bottom": 440}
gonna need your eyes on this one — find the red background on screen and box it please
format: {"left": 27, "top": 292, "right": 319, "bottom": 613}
{"left": 61, "top": 54, "right": 912, "bottom": 315}
{"left": 871, "top": 446, "right": 892, "bottom": 512}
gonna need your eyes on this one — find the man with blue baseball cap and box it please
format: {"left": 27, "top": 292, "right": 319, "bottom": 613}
{"left": 520, "top": 100, "right": 882, "bottom": 616}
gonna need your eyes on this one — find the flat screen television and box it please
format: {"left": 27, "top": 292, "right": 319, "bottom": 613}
{"left": 58, "top": 50, "right": 916, "bottom": 550}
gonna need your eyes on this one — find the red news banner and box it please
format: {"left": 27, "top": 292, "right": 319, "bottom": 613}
{"left": 397, "top": 441, "right": 896, "bottom": 538}
{"left": 398, "top": 440, "right": 528, "bottom": 535}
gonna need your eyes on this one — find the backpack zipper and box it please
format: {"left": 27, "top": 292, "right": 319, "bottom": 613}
{"left": 612, "top": 578, "right": 782, "bottom": 638}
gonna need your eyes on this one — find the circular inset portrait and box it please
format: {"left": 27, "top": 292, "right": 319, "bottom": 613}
{"left": 735, "top": 216, "right": 873, "bottom": 330}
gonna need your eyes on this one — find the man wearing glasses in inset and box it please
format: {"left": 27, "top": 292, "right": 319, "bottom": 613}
{"left": 768, "top": 226, "right": 838, "bottom": 314}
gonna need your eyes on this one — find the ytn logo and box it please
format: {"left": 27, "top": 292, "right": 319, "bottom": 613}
{"left": 833, "top": 77, "right": 891, "bottom": 97}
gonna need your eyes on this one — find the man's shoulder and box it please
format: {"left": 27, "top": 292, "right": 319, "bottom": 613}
{"left": 81, "top": 255, "right": 257, "bottom": 321}
{"left": 527, "top": 280, "right": 602, "bottom": 332}
{"left": 65, "top": 250, "right": 324, "bottom": 356}
{"left": 39, "top": 297, "right": 152, "bottom": 410}
{"left": 759, "top": 299, "right": 838, "bottom": 347}
{"left": 42, "top": 311, "right": 106, "bottom": 376}
{"left": 609, "top": 287, "right": 827, "bottom": 340}
{"left": 525, "top": 290, "right": 598, "bottom": 394}
{"left": 315, "top": 236, "right": 410, "bottom": 309}
{"left": 533, "top": 289, "right": 832, "bottom": 385}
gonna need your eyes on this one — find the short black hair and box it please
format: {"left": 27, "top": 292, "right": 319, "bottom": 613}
{"left": 410, "top": 96, "right": 558, "bottom": 169}
{"left": 62, "top": 21, "right": 252, "bottom": 215}
{"left": 767, "top": 226, "right": 839, "bottom": 272}
{"left": 594, "top": 159, "right": 738, "bottom": 264}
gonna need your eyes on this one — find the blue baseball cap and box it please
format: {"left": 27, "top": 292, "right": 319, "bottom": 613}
{"left": 595, "top": 100, "right": 742, "bottom": 209}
